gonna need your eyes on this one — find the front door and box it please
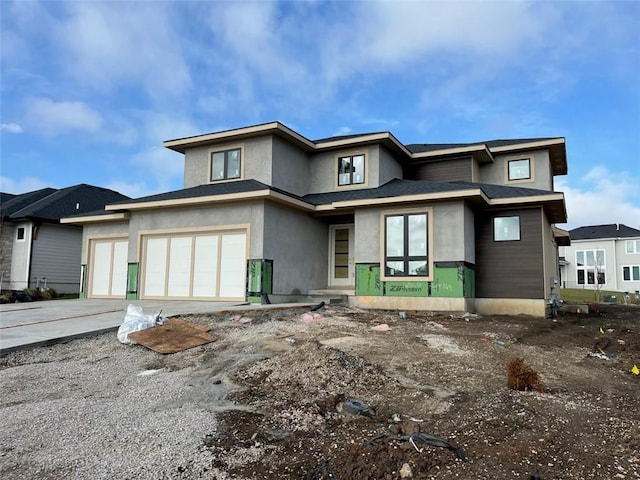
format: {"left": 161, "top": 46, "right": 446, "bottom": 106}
{"left": 329, "top": 224, "right": 354, "bottom": 287}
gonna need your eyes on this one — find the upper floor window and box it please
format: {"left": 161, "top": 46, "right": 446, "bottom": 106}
{"left": 16, "top": 227, "right": 26, "bottom": 241}
{"left": 211, "top": 148, "right": 241, "bottom": 182}
{"left": 626, "top": 239, "right": 640, "bottom": 254}
{"left": 494, "top": 216, "right": 520, "bottom": 241}
{"left": 338, "top": 154, "right": 365, "bottom": 186}
{"left": 384, "top": 212, "right": 429, "bottom": 277}
{"left": 508, "top": 158, "right": 531, "bottom": 181}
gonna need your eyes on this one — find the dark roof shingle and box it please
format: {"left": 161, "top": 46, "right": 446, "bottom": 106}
{"left": 406, "top": 138, "right": 560, "bottom": 154}
{"left": 2, "top": 184, "right": 130, "bottom": 222}
{"left": 570, "top": 224, "right": 640, "bottom": 240}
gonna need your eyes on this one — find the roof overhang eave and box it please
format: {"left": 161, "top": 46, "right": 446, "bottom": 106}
{"left": 314, "top": 188, "right": 489, "bottom": 211}
{"left": 553, "top": 226, "right": 571, "bottom": 246}
{"left": 104, "top": 190, "right": 316, "bottom": 213}
{"left": 491, "top": 138, "right": 567, "bottom": 176}
{"left": 489, "top": 193, "right": 567, "bottom": 223}
{"left": 315, "top": 132, "right": 412, "bottom": 158}
{"left": 410, "top": 145, "right": 494, "bottom": 164}
{"left": 163, "top": 122, "right": 316, "bottom": 154}
{"left": 60, "top": 212, "right": 130, "bottom": 224}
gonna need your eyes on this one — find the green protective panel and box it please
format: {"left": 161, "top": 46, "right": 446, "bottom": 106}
{"left": 79, "top": 264, "right": 87, "bottom": 299}
{"left": 355, "top": 264, "right": 383, "bottom": 296}
{"left": 246, "top": 259, "right": 273, "bottom": 296}
{"left": 126, "top": 263, "right": 139, "bottom": 300}
{"left": 463, "top": 267, "right": 475, "bottom": 298}
{"left": 385, "top": 281, "right": 429, "bottom": 297}
{"left": 430, "top": 265, "right": 475, "bottom": 298}
{"left": 430, "top": 266, "right": 463, "bottom": 297}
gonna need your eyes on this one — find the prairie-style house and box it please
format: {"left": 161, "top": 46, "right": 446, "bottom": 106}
{"left": 63, "top": 122, "right": 569, "bottom": 316}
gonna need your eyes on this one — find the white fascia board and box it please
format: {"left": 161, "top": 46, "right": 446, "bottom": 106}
{"left": 490, "top": 138, "right": 565, "bottom": 153}
{"left": 60, "top": 212, "right": 130, "bottom": 224}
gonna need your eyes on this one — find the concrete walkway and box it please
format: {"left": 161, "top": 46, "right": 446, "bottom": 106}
{"left": 0, "top": 298, "right": 312, "bottom": 354}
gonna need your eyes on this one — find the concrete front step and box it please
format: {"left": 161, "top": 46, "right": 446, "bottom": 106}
{"left": 304, "top": 289, "right": 354, "bottom": 306}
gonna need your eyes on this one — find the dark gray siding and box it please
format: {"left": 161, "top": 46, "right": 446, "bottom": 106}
{"left": 30, "top": 224, "right": 82, "bottom": 294}
{"left": 0, "top": 222, "right": 14, "bottom": 289}
{"left": 475, "top": 207, "right": 544, "bottom": 299}
{"left": 414, "top": 157, "right": 473, "bottom": 182}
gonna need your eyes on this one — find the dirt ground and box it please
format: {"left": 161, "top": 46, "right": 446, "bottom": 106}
{"left": 1, "top": 303, "right": 639, "bottom": 479}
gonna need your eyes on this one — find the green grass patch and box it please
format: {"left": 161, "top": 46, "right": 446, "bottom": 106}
{"left": 560, "top": 287, "right": 631, "bottom": 304}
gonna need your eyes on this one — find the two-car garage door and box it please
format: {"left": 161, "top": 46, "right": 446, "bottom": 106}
{"left": 88, "top": 230, "right": 247, "bottom": 300}
{"left": 140, "top": 231, "right": 247, "bottom": 300}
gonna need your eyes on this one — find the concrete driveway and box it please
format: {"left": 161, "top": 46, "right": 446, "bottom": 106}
{"left": 0, "top": 298, "right": 244, "bottom": 354}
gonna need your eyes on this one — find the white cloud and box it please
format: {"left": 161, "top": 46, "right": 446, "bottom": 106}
{"left": 129, "top": 146, "right": 184, "bottom": 193}
{"left": 1, "top": 123, "right": 23, "bottom": 133}
{"left": 0, "top": 176, "right": 52, "bottom": 194}
{"left": 52, "top": 2, "right": 191, "bottom": 98}
{"left": 357, "top": 2, "right": 549, "bottom": 66}
{"left": 557, "top": 166, "right": 640, "bottom": 230}
{"left": 24, "top": 97, "right": 103, "bottom": 135}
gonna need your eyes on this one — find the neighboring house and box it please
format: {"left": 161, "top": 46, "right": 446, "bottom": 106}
{"left": 63, "top": 122, "right": 569, "bottom": 316}
{"left": 0, "top": 184, "right": 130, "bottom": 294}
{"left": 559, "top": 224, "right": 640, "bottom": 295}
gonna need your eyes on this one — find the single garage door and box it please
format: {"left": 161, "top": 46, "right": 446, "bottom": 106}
{"left": 141, "top": 230, "right": 247, "bottom": 300}
{"left": 89, "top": 238, "right": 128, "bottom": 298}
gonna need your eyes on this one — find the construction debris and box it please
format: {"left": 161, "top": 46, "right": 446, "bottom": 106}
{"left": 127, "top": 318, "right": 214, "bottom": 354}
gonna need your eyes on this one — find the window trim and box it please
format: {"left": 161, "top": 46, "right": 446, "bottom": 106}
{"left": 626, "top": 239, "right": 640, "bottom": 254}
{"left": 622, "top": 265, "right": 640, "bottom": 282}
{"left": 16, "top": 226, "right": 26, "bottom": 242}
{"left": 504, "top": 154, "right": 535, "bottom": 184}
{"left": 208, "top": 145, "right": 244, "bottom": 183}
{"left": 334, "top": 150, "right": 368, "bottom": 190}
{"left": 380, "top": 207, "right": 433, "bottom": 282}
{"left": 493, "top": 215, "right": 521, "bottom": 242}
{"left": 576, "top": 249, "right": 606, "bottom": 286}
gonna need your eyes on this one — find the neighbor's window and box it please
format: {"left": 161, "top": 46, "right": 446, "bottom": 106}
{"left": 622, "top": 265, "right": 640, "bottom": 282}
{"left": 626, "top": 240, "right": 640, "bottom": 254}
{"left": 508, "top": 158, "right": 531, "bottom": 181}
{"left": 211, "top": 148, "right": 241, "bottom": 181}
{"left": 385, "top": 213, "right": 428, "bottom": 277}
{"left": 576, "top": 249, "right": 606, "bottom": 285}
{"left": 338, "top": 154, "right": 365, "bottom": 186}
{"left": 493, "top": 216, "right": 520, "bottom": 241}
{"left": 16, "top": 227, "right": 26, "bottom": 241}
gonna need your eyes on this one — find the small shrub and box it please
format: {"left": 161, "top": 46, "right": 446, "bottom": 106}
{"left": 507, "top": 357, "right": 544, "bottom": 392}
{"left": 24, "top": 288, "right": 42, "bottom": 300}
{"left": 40, "top": 288, "right": 57, "bottom": 300}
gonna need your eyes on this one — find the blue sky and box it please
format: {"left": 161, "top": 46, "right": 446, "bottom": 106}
{"left": 1, "top": 0, "right": 639, "bottom": 229}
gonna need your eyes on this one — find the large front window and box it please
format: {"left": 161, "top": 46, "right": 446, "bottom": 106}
{"left": 211, "top": 148, "right": 241, "bottom": 181}
{"left": 338, "top": 154, "right": 365, "bottom": 186}
{"left": 576, "top": 249, "right": 606, "bottom": 285}
{"left": 384, "top": 213, "right": 428, "bottom": 277}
